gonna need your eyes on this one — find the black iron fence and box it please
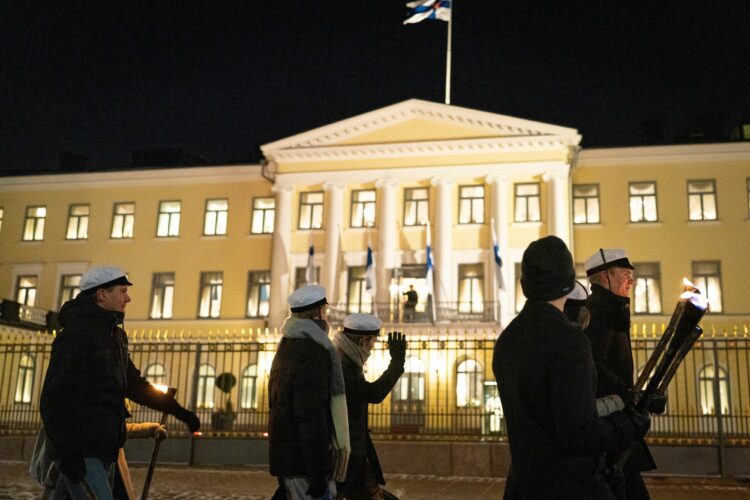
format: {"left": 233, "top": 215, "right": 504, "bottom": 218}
{"left": 1, "top": 325, "right": 749, "bottom": 444}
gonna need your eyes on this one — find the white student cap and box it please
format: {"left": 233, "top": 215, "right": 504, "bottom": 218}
{"left": 343, "top": 313, "right": 382, "bottom": 336}
{"left": 584, "top": 249, "right": 634, "bottom": 276}
{"left": 80, "top": 266, "right": 132, "bottom": 292}
{"left": 288, "top": 285, "right": 327, "bottom": 312}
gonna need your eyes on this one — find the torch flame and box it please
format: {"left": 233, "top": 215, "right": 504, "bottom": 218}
{"left": 680, "top": 290, "right": 709, "bottom": 311}
{"left": 152, "top": 384, "right": 169, "bottom": 394}
{"left": 682, "top": 277, "right": 700, "bottom": 293}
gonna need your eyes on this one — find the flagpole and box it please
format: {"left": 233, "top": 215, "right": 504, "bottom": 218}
{"left": 444, "top": 0, "right": 453, "bottom": 104}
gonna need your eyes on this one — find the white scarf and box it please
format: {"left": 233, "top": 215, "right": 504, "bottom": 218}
{"left": 332, "top": 331, "right": 371, "bottom": 370}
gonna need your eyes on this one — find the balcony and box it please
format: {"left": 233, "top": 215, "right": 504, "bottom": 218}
{"left": 0, "top": 300, "right": 58, "bottom": 332}
{"left": 329, "top": 300, "right": 498, "bottom": 325}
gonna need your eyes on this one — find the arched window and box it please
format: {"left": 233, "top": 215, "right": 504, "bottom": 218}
{"left": 145, "top": 363, "right": 167, "bottom": 386}
{"left": 698, "top": 364, "right": 730, "bottom": 415}
{"left": 456, "top": 359, "right": 483, "bottom": 408}
{"left": 197, "top": 364, "right": 216, "bottom": 409}
{"left": 393, "top": 356, "right": 425, "bottom": 402}
{"left": 240, "top": 364, "right": 258, "bottom": 409}
{"left": 14, "top": 354, "right": 35, "bottom": 404}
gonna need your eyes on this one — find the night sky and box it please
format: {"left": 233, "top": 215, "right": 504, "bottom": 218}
{"left": 1, "top": 2, "right": 749, "bottom": 176}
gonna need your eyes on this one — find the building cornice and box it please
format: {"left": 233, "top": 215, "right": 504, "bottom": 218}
{"left": 578, "top": 142, "right": 750, "bottom": 167}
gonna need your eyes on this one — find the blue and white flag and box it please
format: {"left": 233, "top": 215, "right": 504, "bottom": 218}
{"left": 425, "top": 220, "right": 435, "bottom": 296}
{"left": 305, "top": 244, "right": 317, "bottom": 284}
{"left": 404, "top": 0, "right": 451, "bottom": 25}
{"left": 491, "top": 223, "right": 505, "bottom": 290}
{"left": 365, "top": 244, "right": 376, "bottom": 294}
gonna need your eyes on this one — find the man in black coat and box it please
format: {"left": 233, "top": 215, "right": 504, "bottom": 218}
{"left": 332, "top": 313, "right": 406, "bottom": 500}
{"left": 40, "top": 266, "right": 200, "bottom": 499}
{"left": 493, "top": 236, "right": 650, "bottom": 500}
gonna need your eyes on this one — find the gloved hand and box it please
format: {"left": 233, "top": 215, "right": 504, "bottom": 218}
{"left": 58, "top": 454, "right": 86, "bottom": 483}
{"left": 647, "top": 391, "right": 668, "bottom": 415}
{"left": 150, "top": 423, "right": 168, "bottom": 440}
{"left": 387, "top": 331, "right": 407, "bottom": 363}
{"left": 624, "top": 405, "right": 651, "bottom": 438}
{"left": 170, "top": 403, "right": 201, "bottom": 433}
{"left": 306, "top": 475, "right": 328, "bottom": 497}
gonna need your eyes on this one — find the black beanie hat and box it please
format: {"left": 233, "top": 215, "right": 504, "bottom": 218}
{"left": 521, "top": 235, "right": 576, "bottom": 301}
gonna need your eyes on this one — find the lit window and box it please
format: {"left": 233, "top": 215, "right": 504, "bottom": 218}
{"left": 514, "top": 183, "right": 540, "bottom": 223}
{"left": 197, "top": 364, "right": 215, "bottom": 409}
{"left": 633, "top": 263, "right": 662, "bottom": 314}
{"left": 204, "top": 199, "right": 228, "bottom": 236}
{"left": 347, "top": 266, "right": 373, "bottom": 313}
{"left": 298, "top": 192, "right": 324, "bottom": 230}
{"left": 150, "top": 273, "right": 175, "bottom": 319}
{"left": 458, "top": 264, "right": 484, "bottom": 313}
{"left": 144, "top": 363, "right": 167, "bottom": 386}
{"left": 393, "top": 356, "right": 426, "bottom": 402}
{"left": 0, "top": 207, "right": 4, "bottom": 234}
{"left": 295, "top": 267, "right": 320, "bottom": 289}
{"left": 629, "top": 182, "right": 658, "bottom": 222}
{"left": 692, "top": 261, "right": 723, "bottom": 313}
{"left": 698, "top": 365, "right": 730, "bottom": 415}
{"left": 404, "top": 187, "right": 429, "bottom": 226}
{"left": 456, "top": 359, "right": 483, "bottom": 408}
{"left": 58, "top": 274, "right": 82, "bottom": 305}
{"left": 246, "top": 271, "right": 270, "bottom": 318}
{"left": 351, "top": 190, "right": 376, "bottom": 228}
{"left": 573, "top": 184, "right": 600, "bottom": 224}
{"left": 240, "top": 364, "right": 258, "bottom": 410}
{"left": 514, "top": 263, "right": 526, "bottom": 313}
{"left": 66, "top": 204, "right": 90, "bottom": 240}
{"left": 251, "top": 197, "right": 275, "bottom": 234}
{"left": 458, "top": 185, "right": 484, "bottom": 224}
{"left": 14, "top": 354, "right": 35, "bottom": 404}
{"left": 16, "top": 275, "right": 37, "bottom": 307}
{"left": 198, "top": 272, "right": 223, "bottom": 318}
{"left": 23, "top": 206, "right": 46, "bottom": 241}
{"left": 156, "top": 201, "right": 181, "bottom": 237}
{"left": 111, "top": 203, "right": 135, "bottom": 239}
{"left": 688, "top": 180, "right": 717, "bottom": 221}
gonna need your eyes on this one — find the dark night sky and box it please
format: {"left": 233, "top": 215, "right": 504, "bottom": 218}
{"left": 1, "top": 1, "right": 749, "bottom": 176}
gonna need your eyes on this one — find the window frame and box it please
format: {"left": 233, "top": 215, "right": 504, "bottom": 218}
{"left": 240, "top": 364, "right": 259, "bottom": 410}
{"left": 572, "top": 183, "right": 601, "bottom": 224}
{"left": 65, "top": 204, "right": 90, "bottom": 240}
{"left": 633, "top": 262, "right": 662, "bottom": 314}
{"left": 691, "top": 260, "right": 723, "bottom": 314}
{"left": 457, "top": 263, "right": 484, "bottom": 313}
{"left": 156, "top": 200, "right": 182, "bottom": 238}
{"left": 456, "top": 358, "right": 484, "bottom": 408}
{"left": 687, "top": 179, "right": 718, "bottom": 221}
{"left": 203, "top": 198, "right": 228, "bottom": 236}
{"left": 295, "top": 266, "right": 321, "bottom": 289}
{"left": 246, "top": 271, "right": 271, "bottom": 318}
{"left": 629, "top": 181, "right": 659, "bottom": 223}
{"left": 298, "top": 191, "right": 324, "bottom": 230}
{"left": 14, "top": 353, "right": 35, "bottom": 404}
{"left": 0, "top": 206, "right": 4, "bottom": 234}
{"left": 198, "top": 271, "right": 223, "bottom": 318}
{"left": 346, "top": 266, "right": 373, "bottom": 313}
{"left": 697, "top": 364, "right": 730, "bottom": 415}
{"left": 514, "top": 263, "right": 526, "bottom": 313}
{"left": 58, "top": 274, "right": 82, "bottom": 306}
{"left": 403, "top": 187, "right": 429, "bottom": 227}
{"left": 513, "top": 183, "right": 541, "bottom": 223}
{"left": 22, "top": 205, "right": 46, "bottom": 241}
{"left": 111, "top": 202, "right": 135, "bottom": 239}
{"left": 15, "top": 275, "right": 38, "bottom": 306}
{"left": 350, "top": 189, "right": 377, "bottom": 228}
{"left": 196, "top": 363, "right": 216, "bottom": 409}
{"left": 458, "top": 185, "right": 485, "bottom": 225}
{"left": 150, "top": 272, "right": 176, "bottom": 319}
{"left": 144, "top": 363, "right": 167, "bottom": 386}
{"left": 251, "top": 197, "right": 275, "bottom": 234}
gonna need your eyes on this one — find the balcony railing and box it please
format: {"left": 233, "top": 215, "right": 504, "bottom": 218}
{"left": 330, "top": 301, "right": 498, "bottom": 325}
{"left": 0, "top": 300, "right": 58, "bottom": 331}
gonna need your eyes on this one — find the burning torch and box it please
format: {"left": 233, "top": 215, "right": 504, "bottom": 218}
{"left": 141, "top": 384, "right": 176, "bottom": 500}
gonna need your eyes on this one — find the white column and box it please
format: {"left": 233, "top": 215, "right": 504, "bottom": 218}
{"left": 322, "top": 181, "right": 345, "bottom": 304}
{"left": 269, "top": 184, "right": 294, "bottom": 327}
{"left": 543, "top": 172, "right": 570, "bottom": 244}
{"left": 431, "top": 178, "right": 453, "bottom": 309}
{"left": 487, "top": 175, "right": 510, "bottom": 325}
{"left": 375, "top": 179, "right": 399, "bottom": 305}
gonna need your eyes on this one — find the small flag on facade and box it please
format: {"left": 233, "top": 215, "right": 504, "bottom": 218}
{"left": 491, "top": 222, "right": 505, "bottom": 290}
{"left": 425, "top": 220, "right": 435, "bottom": 296}
{"left": 404, "top": 0, "right": 451, "bottom": 25}
{"left": 305, "top": 244, "right": 317, "bottom": 285}
{"left": 365, "top": 244, "right": 376, "bottom": 294}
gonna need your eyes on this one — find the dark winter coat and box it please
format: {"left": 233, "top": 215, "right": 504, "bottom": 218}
{"left": 338, "top": 352, "right": 404, "bottom": 489}
{"left": 492, "top": 300, "right": 639, "bottom": 500}
{"left": 40, "top": 293, "right": 176, "bottom": 464}
{"left": 268, "top": 336, "right": 333, "bottom": 480}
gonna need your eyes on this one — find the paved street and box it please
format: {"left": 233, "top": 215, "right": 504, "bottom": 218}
{"left": 2, "top": 460, "right": 750, "bottom": 499}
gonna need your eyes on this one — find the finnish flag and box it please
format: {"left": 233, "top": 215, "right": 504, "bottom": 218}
{"left": 365, "top": 245, "right": 376, "bottom": 294}
{"left": 404, "top": 0, "right": 451, "bottom": 25}
{"left": 305, "top": 244, "right": 317, "bottom": 285}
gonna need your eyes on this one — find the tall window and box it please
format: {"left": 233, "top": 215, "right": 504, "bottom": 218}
{"left": 298, "top": 192, "right": 324, "bottom": 229}
{"left": 0, "top": 207, "right": 4, "bottom": 234}
{"left": 458, "top": 185, "right": 484, "bottom": 224}
{"left": 144, "top": 363, "right": 167, "bottom": 386}
{"left": 403, "top": 187, "right": 429, "bottom": 226}
{"left": 393, "top": 356, "right": 426, "bottom": 403}
{"left": 14, "top": 354, "right": 35, "bottom": 404}
{"left": 688, "top": 180, "right": 717, "bottom": 221}
{"left": 247, "top": 271, "right": 271, "bottom": 317}
{"left": 111, "top": 202, "right": 135, "bottom": 239}
{"left": 347, "top": 266, "right": 373, "bottom": 313}
{"left": 16, "top": 276, "right": 37, "bottom": 306}
{"left": 295, "top": 267, "right": 320, "bottom": 289}
{"left": 456, "top": 359, "right": 483, "bottom": 408}
{"left": 58, "top": 274, "right": 82, "bottom": 305}
{"left": 698, "top": 365, "right": 730, "bottom": 415}
{"left": 458, "top": 264, "right": 484, "bottom": 313}
{"left": 150, "top": 273, "right": 175, "bottom": 319}
{"left": 629, "top": 182, "right": 658, "bottom": 222}
{"left": 197, "top": 364, "right": 215, "bottom": 409}
{"left": 23, "top": 206, "right": 46, "bottom": 241}
{"left": 251, "top": 197, "right": 275, "bottom": 234}
{"left": 198, "top": 272, "right": 223, "bottom": 318}
{"left": 203, "top": 199, "right": 228, "bottom": 235}
{"left": 514, "top": 183, "right": 540, "bottom": 222}
{"left": 156, "top": 201, "right": 181, "bottom": 237}
{"left": 240, "top": 364, "right": 258, "bottom": 409}
{"left": 350, "top": 189, "right": 376, "bottom": 228}
{"left": 66, "top": 204, "right": 90, "bottom": 240}
{"left": 573, "top": 184, "right": 600, "bottom": 224}
{"left": 692, "top": 261, "right": 723, "bottom": 313}
{"left": 514, "top": 263, "right": 526, "bottom": 313}
{"left": 633, "top": 263, "right": 662, "bottom": 314}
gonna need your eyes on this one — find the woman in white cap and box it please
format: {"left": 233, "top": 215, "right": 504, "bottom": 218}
{"left": 332, "top": 314, "right": 406, "bottom": 500}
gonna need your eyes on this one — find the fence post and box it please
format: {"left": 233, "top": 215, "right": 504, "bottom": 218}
{"left": 188, "top": 343, "right": 203, "bottom": 467}
{"left": 711, "top": 339, "right": 726, "bottom": 478}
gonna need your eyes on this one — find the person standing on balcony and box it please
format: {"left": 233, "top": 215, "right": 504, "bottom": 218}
{"left": 584, "top": 249, "right": 666, "bottom": 499}
{"left": 332, "top": 314, "right": 406, "bottom": 500}
{"left": 39, "top": 266, "right": 200, "bottom": 500}
{"left": 402, "top": 285, "right": 418, "bottom": 322}
{"left": 269, "top": 285, "right": 350, "bottom": 500}
{"left": 492, "top": 236, "right": 651, "bottom": 499}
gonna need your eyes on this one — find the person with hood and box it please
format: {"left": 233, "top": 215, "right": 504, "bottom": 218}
{"left": 268, "top": 285, "right": 350, "bottom": 500}
{"left": 492, "top": 236, "right": 651, "bottom": 499}
{"left": 332, "top": 314, "right": 406, "bottom": 500}
{"left": 40, "top": 266, "right": 200, "bottom": 500}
